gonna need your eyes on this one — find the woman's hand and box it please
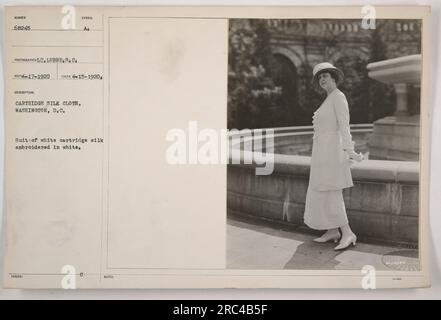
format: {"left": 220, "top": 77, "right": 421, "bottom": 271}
{"left": 345, "top": 149, "right": 364, "bottom": 162}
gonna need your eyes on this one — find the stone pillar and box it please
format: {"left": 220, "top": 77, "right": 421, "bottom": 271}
{"left": 393, "top": 83, "right": 408, "bottom": 116}
{"left": 366, "top": 54, "right": 421, "bottom": 161}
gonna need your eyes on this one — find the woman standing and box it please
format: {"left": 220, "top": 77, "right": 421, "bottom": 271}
{"left": 303, "top": 62, "right": 364, "bottom": 251}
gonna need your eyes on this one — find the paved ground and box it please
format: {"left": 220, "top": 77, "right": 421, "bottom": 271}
{"left": 227, "top": 217, "right": 420, "bottom": 271}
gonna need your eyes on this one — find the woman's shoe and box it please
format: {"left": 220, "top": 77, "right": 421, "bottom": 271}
{"left": 334, "top": 233, "right": 357, "bottom": 251}
{"left": 313, "top": 230, "right": 341, "bottom": 243}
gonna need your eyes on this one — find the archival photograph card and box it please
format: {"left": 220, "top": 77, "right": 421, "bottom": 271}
{"left": 2, "top": 5, "right": 431, "bottom": 289}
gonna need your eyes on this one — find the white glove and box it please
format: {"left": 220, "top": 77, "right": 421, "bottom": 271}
{"left": 345, "top": 149, "right": 364, "bottom": 162}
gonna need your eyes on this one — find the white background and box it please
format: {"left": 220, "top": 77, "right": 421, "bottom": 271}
{"left": 0, "top": 0, "right": 440, "bottom": 299}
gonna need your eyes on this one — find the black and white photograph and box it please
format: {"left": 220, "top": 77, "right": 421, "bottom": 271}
{"left": 227, "top": 18, "right": 422, "bottom": 271}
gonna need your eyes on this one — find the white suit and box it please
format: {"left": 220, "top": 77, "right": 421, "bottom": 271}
{"left": 304, "top": 88, "right": 355, "bottom": 230}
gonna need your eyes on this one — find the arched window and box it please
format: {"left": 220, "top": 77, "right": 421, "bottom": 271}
{"left": 270, "top": 53, "right": 300, "bottom": 126}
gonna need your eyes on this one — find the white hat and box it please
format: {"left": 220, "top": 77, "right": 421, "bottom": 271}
{"left": 312, "top": 62, "right": 344, "bottom": 85}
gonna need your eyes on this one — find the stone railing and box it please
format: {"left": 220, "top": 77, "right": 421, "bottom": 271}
{"left": 230, "top": 124, "right": 373, "bottom": 156}
{"left": 227, "top": 125, "right": 419, "bottom": 246}
{"left": 367, "top": 54, "right": 421, "bottom": 161}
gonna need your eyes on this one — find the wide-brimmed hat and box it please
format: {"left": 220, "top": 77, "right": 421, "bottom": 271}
{"left": 312, "top": 62, "right": 344, "bottom": 86}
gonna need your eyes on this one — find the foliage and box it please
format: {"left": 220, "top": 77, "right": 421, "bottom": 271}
{"left": 296, "top": 63, "right": 322, "bottom": 125}
{"left": 367, "top": 21, "right": 397, "bottom": 121}
{"left": 228, "top": 20, "right": 282, "bottom": 129}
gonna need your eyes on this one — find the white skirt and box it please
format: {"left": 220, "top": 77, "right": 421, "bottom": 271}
{"left": 303, "top": 186, "right": 348, "bottom": 230}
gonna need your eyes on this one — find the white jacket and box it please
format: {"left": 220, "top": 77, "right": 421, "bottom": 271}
{"left": 309, "top": 89, "right": 354, "bottom": 191}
